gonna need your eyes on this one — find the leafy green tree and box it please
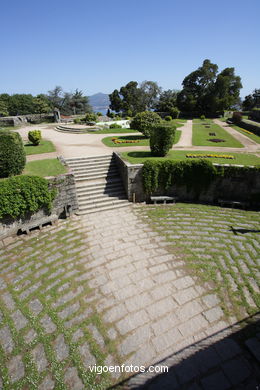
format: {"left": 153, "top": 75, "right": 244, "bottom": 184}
{"left": 242, "top": 89, "right": 260, "bottom": 110}
{"left": 0, "top": 130, "right": 26, "bottom": 177}
{"left": 150, "top": 123, "right": 176, "bottom": 157}
{"left": 33, "top": 95, "right": 52, "bottom": 114}
{"left": 139, "top": 81, "right": 161, "bottom": 110}
{"left": 177, "top": 59, "right": 242, "bottom": 116}
{"left": 0, "top": 100, "right": 9, "bottom": 116}
{"left": 155, "top": 89, "right": 178, "bottom": 113}
{"left": 7, "top": 94, "right": 35, "bottom": 115}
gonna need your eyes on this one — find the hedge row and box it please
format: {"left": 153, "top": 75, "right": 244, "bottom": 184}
{"left": 0, "top": 130, "right": 26, "bottom": 178}
{"left": 237, "top": 119, "right": 260, "bottom": 136}
{"left": 0, "top": 175, "right": 57, "bottom": 219}
{"left": 142, "top": 159, "right": 260, "bottom": 195}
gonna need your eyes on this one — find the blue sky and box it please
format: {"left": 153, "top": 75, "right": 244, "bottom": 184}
{"left": 1, "top": 0, "right": 259, "bottom": 98}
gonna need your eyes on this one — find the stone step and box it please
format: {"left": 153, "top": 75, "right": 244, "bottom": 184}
{"left": 65, "top": 155, "right": 113, "bottom": 163}
{"left": 77, "top": 190, "right": 126, "bottom": 202}
{"left": 77, "top": 185, "right": 125, "bottom": 197}
{"left": 78, "top": 202, "right": 130, "bottom": 215}
{"left": 66, "top": 161, "right": 115, "bottom": 170}
{"left": 76, "top": 177, "right": 122, "bottom": 189}
{"left": 78, "top": 199, "right": 129, "bottom": 214}
{"left": 71, "top": 166, "right": 117, "bottom": 175}
{"left": 74, "top": 172, "right": 119, "bottom": 182}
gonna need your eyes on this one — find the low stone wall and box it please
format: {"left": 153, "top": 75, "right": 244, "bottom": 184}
{"left": 0, "top": 113, "right": 54, "bottom": 126}
{"left": 0, "top": 173, "right": 78, "bottom": 244}
{"left": 114, "top": 153, "right": 260, "bottom": 206}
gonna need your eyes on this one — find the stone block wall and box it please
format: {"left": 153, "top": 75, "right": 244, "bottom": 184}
{"left": 114, "top": 153, "right": 260, "bottom": 206}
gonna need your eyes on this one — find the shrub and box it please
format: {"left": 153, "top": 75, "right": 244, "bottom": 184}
{"left": 150, "top": 124, "right": 176, "bottom": 157}
{"left": 109, "top": 123, "right": 122, "bottom": 129}
{"left": 232, "top": 112, "right": 242, "bottom": 123}
{"left": 142, "top": 159, "right": 218, "bottom": 195}
{"left": 200, "top": 115, "right": 205, "bottom": 120}
{"left": 0, "top": 175, "right": 57, "bottom": 219}
{"left": 238, "top": 119, "right": 260, "bottom": 136}
{"left": 84, "top": 113, "right": 97, "bottom": 123}
{"left": 130, "top": 111, "right": 161, "bottom": 137}
{"left": 73, "top": 118, "right": 81, "bottom": 124}
{"left": 165, "top": 115, "right": 172, "bottom": 121}
{"left": 28, "top": 130, "right": 42, "bottom": 145}
{"left": 96, "top": 112, "right": 103, "bottom": 116}
{"left": 0, "top": 130, "right": 26, "bottom": 178}
{"left": 169, "top": 107, "right": 180, "bottom": 119}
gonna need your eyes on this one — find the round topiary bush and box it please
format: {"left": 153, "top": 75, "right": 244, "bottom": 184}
{"left": 28, "top": 130, "right": 42, "bottom": 145}
{"left": 165, "top": 115, "right": 172, "bottom": 121}
{"left": 0, "top": 130, "right": 26, "bottom": 178}
{"left": 150, "top": 123, "right": 176, "bottom": 157}
{"left": 130, "top": 111, "right": 161, "bottom": 137}
{"left": 169, "top": 107, "right": 180, "bottom": 119}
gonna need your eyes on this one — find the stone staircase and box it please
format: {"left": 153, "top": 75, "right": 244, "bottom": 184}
{"left": 64, "top": 154, "right": 129, "bottom": 214}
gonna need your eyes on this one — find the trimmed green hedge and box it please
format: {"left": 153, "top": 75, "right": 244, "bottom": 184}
{"left": 237, "top": 119, "right": 260, "bottom": 136}
{"left": 143, "top": 159, "right": 219, "bottom": 194}
{"left": 0, "top": 175, "right": 57, "bottom": 219}
{"left": 150, "top": 124, "right": 176, "bottom": 157}
{"left": 130, "top": 111, "right": 161, "bottom": 137}
{"left": 0, "top": 130, "right": 26, "bottom": 178}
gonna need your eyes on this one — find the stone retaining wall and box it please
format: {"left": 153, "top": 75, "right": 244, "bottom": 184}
{"left": 0, "top": 173, "right": 78, "bottom": 244}
{"left": 0, "top": 113, "right": 54, "bottom": 126}
{"left": 114, "top": 153, "right": 260, "bottom": 206}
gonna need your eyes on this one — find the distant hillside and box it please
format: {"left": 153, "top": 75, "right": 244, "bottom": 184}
{"left": 88, "top": 93, "right": 110, "bottom": 114}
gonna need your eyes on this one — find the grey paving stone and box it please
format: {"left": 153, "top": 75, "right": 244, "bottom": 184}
{"left": 202, "top": 294, "right": 220, "bottom": 308}
{"left": 203, "top": 307, "right": 224, "bottom": 323}
{"left": 58, "top": 301, "right": 80, "bottom": 320}
{"left": 28, "top": 298, "right": 43, "bottom": 315}
{"left": 24, "top": 328, "right": 37, "bottom": 343}
{"left": 11, "top": 309, "right": 28, "bottom": 330}
{"left": 52, "top": 286, "right": 84, "bottom": 308}
{"left": 64, "top": 307, "right": 93, "bottom": 328}
{"left": 79, "top": 342, "right": 96, "bottom": 367}
{"left": 173, "top": 276, "right": 195, "bottom": 290}
{"left": 178, "top": 315, "right": 208, "bottom": 337}
{"left": 119, "top": 324, "right": 153, "bottom": 355}
{"left": 72, "top": 329, "right": 84, "bottom": 342}
{"left": 1, "top": 292, "right": 16, "bottom": 310}
{"left": 64, "top": 367, "right": 84, "bottom": 390}
{"left": 31, "top": 343, "right": 48, "bottom": 372}
{"left": 153, "top": 328, "right": 183, "bottom": 353}
{"left": 20, "top": 281, "right": 41, "bottom": 300}
{"left": 117, "top": 310, "right": 149, "bottom": 335}
{"left": 0, "top": 325, "right": 14, "bottom": 354}
{"left": 146, "top": 297, "right": 177, "bottom": 320}
{"left": 174, "top": 287, "right": 199, "bottom": 305}
{"left": 103, "top": 303, "right": 128, "bottom": 322}
{"left": 124, "top": 343, "right": 157, "bottom": 366}
{"left": 201, "top": 371, "right": 230, "bottom": 390}
{"left": 152, "top": 312, "right": 180, "bottom": 335}
{"left": 7, "top": 355, "right": 24, "bottom": 383}
{"left": 87, "top": 324, "right": 105, "bottom": 348}
{"left": 176, "top": 301, "right": 203, "bottom": 321}
{"left": 40, "top": 315, "right": 57, "bottom": 333}
{"left": 125, "top": 292, "right": 152, "bottom": 312}
{"left": 53, "top": 334, "right": 69, "bottom": 362}
{"left": 107, "top": 327, "right": 117, "bottom": 340}
{"left": 38, "top": 374, "right": 55, "bottom": 390}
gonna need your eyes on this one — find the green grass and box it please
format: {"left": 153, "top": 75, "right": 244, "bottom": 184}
{"left": 230, "top": 124, "right": 260, "bottom": 144}
{"left": 193, "top": 122, "right": 243, "bottom": 147}
{"left": 137, "top": 204, "right": 260, "bottom": 319}
{"left": 24, "top": 159, "right": 67, "bottom": 177}
{"left": 121, "top": 150, "right": 260, "bottom": 166}
{"left": 102, "top": 130, "right": 182, "bottom": 148}
{"left": 24, "top": 140, "right": 56, "bottom": 155}
{"left": 88, "top": 127, "right": 139, "bottom": 134}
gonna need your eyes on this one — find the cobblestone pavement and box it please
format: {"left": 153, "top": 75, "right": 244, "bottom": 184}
{"left": 0, "top": 205, "right": 259, "bottom": 389}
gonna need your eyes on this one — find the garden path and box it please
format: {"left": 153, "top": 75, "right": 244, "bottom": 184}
{"left": 174, "top": 119, "right": 193, "bottom": 147}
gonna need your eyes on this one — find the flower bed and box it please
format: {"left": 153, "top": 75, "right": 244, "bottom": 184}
{"left": 186, "top": 154, "right": 235, "bottom": 160}
{"left": 111, "top": 137, "right": 140, "bottom": 144}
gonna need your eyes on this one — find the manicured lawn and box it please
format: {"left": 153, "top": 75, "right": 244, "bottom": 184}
{"left": 121, "top": 150, "right": 260, "bottom": 166}
{"left": 138, "top": 204, "right": 260, "bottom": 318}
{"left": 162, "top": 120, "right": 185, "bottom": 128}
{"left": 102, "top": 130, "right": 182, "bottom": 148}
{"left": 193, "top": 122, "right": 243, "bottom": 147}
{"left": 230, "top": 124, "right": 260, "bottom": 144}
{"left": 24, "top": 140, "right": 56, "bottom": 155}
{"left": 88, "top": 128, "right": 139, "bottom": 134}
{"left": 24, "top": 159, "right": 67, "bottom": 177}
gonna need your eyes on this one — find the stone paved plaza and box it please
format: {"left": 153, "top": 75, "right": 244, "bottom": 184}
{"left": 0, "top": 204, "right": 259, "bottom": 389}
